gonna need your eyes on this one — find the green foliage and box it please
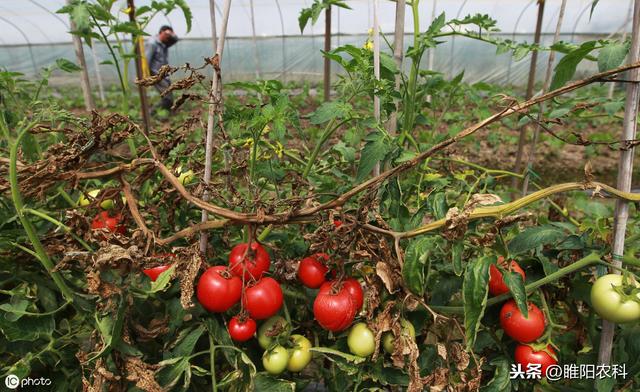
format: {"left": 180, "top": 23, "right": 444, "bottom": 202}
{"left": 298, "top": 0, "right": 351, "bottom": 33}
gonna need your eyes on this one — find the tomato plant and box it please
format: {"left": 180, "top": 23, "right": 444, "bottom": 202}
{"left": 500, "top": 300, "right": 546, "bottom": 343}
{"left": 228, "top": 316, "right": 257, "bottom": 342}
{"left": 4, "top": 2, "right": 640, "bottom": 390}
{"left": 590, "top": 274, "right": 640, "bottom": 323}
{"left": 196, "top": 266, "right": 242, "bottom": 312}
{"left": 243, "top": 277, "right": 283, "bottom": 320}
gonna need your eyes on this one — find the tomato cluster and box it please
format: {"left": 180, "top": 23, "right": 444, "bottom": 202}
{"left": 490, "top": 257, "right": 558, "bottom": 377}
{"left": 297, "top": 253, "right": 363, "bottom": 332}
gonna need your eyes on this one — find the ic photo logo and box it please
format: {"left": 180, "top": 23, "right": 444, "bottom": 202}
{"left": 4, "top": 374, "right": 52, "bottom": 389}
{"left": 4, "top": 375, "right": 19, "bottom": 389}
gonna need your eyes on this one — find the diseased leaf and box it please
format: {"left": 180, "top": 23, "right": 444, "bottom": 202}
{"left": 463, "top": 255, "right": 493, "bottom": 351}
{"left": 402, "top": 237, "right": 435, "bottom": 295}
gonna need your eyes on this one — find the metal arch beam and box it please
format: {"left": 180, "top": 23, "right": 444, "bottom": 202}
{"left": 506, "top": 0, "right": 536, "bottom": 85}
{"left": 0, "top": 15, "right": 38, "bottom": 74}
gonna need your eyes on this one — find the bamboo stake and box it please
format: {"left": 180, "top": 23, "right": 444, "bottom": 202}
{"left": 324, "top": 5, "right": 332, "bottom": 102}
{"left": 387, "top": 0, "right": 405, "bottom": 135}
{"left": 513, "top": 0, "right": 545, "bottom": 191}
{"left": 200, "top": 0, "right": 232, "bottom": 254}
{"left": 607, "top": 0, "right": 634, "bottom": 99}
{"left": 66, "top": 0, "right": 95, "bottom": 112}
{"left": 521, "top": 0, "right": 567, "bottom": 196}
{"left": 89, "top": 45, "right": 106, "bottom": 104}
{"left": 372, "top": 0, "right": 381, "bottom": 176}
{"left": 597, "top": 0, "right": 640, "bottom": 366}
{"left": 127, "top": 0, "right": 151, "bottom": 133}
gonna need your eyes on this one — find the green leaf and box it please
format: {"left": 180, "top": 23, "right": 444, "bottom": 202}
{"left": 452, "top": 240, "right": 464, "bottom": 276}
{"left": 502, "top": 267, "right": 528, "bottom": 317}
{"left": 175, "top": 0, "right": 193, "bottom": 33}
{"left": 355, "top": 131, "right": 390, "bottom": 182}
{"left": 508, "top": 224, "right": 566, "bottom": 255}
{"left": 462, "top": 255, "right": 493, "bottom": 351}
{"left": 309, "top": 101, "right": 352, "bottom": 124}
{"left": 148, "top": 265, "right": 175, "bottom": 293}
{"left": 71, "top": 2, "right": 91, "bottom": 32}
{"left": 171, "top": 325, "right": 205, "bottom": 358}
{"left": 427, "top": 12, "right": 446, "bottom": 35}
{"left": 481, "top": 357, "right": 512, "bottom": 392}
{"left": 254, "top": 373, "right": 296, "bottom": 392}
{"left": 0, "top": 313, "right": 54, "bottom": 341}
{"left": 402, "top": 237, "right": 435, "bottom": 295}
{"left": 309, "top": 347, "right": 366, "bottom": 364}
{"left": 550, "top": 41, "right": 597, "bottom": 90}
{"left": 0, "top": 297, "right": 30, "bottom": 322}
{"left": 598, "top": 42, "right": 629, "bottom": 72}
{"left": 55, "top": 58, "right": 82, "bottom": 73}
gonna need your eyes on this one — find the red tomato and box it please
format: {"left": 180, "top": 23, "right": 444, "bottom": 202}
{"left": 298, "top": 253, "right": 330, "bottom": 289}
{"left": 314, "top": 281, "right": 356, "bottom": 331}
{"left": 489, "top": 257, "right": 525, "bottom": 296}
{"left": 343, "top": 278, "right": 364, "bottom": 311}
{"left": 228, "top": 316, "right": 257, "bottom": 342}
{"left": 514, "top": 344, "right": 557, "bottom": 377}
{"left": 333, "top": 220, "right": 343, "bottom": 228}
{"left": 197, "top": 266, "right": 242, "bottom": 312}
{"left": 143, "top": 265, "right": 171, "bottom": 282}
{"left": 228, "top": 242, "right": 271, "bottom": 280}
{"left": 243, "top": 277, "right": 283, "bottom": 320}
{"left": 143, "top": 254, "right": 176, "bottom": 282}
{"left": 91, "top": 211, "right": 125, "bottom": 235}
{"left": 500, "top": 300, "right": 546, "bottom": 343}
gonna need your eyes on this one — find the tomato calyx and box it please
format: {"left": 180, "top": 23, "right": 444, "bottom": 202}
{"left": 525, "top": 341, "right": 558, "bottom": 360}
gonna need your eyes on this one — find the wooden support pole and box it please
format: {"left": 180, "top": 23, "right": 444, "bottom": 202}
{"left": 200, "top": 0, "right": 232, "bottom": 254}
{"left": 521, "top": 0, "right": 567, "bottom": 196}
{"left": 66, "top": 0, "right": 95, "bottom": 112}
{"left": 127, "top": 0, "right": 151, "bottom": 133}
{"left": 387, "top": 0, "right": 405, "bottom": 135}
{"left": 597, "top": 0, "right": 640, "bottom": 366}
{"left": 512, "top": 0, "right": 545, "bottom": 191}
{"left": 324, "top": 5, "right": 332, "bottom": 102}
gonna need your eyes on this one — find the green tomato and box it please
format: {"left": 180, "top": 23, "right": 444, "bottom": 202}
{"left": 382, "top": 319, "right": 416, "bottom": 354}
{"left": 347, "top": 322, "right": 375, "bottom": 357}
{"left": 287, "top": 334, "right": 312, "bottom": 372}
{"left": 591, "top": 274, "right": 640, "bottom": 323}
{"left": 78, "top": 189, "right": 116, "bottom": 210}
{"left": 258, "top": 316, "right": 289, "bottom": 350}
{"left": 262, "top": 345, "right": 289, "bottom": 375}
{"left": 176, "top": 166, "right": 195, "bottom": 185}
